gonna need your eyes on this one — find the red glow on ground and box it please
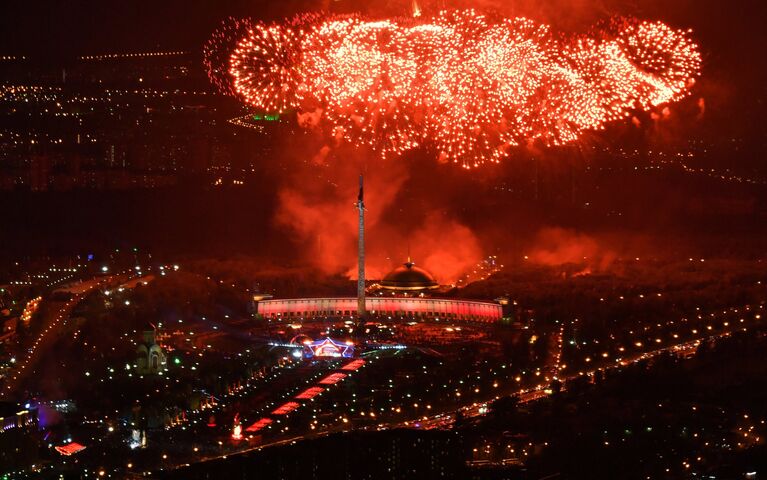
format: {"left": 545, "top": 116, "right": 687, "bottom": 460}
{"left": 341, "top": 359, "right": 366, "bottom": 371}
{"left": 271, "top": 401, "right": 300, "bottom": 415}
{"left": 55, "top": 442, "right": 86, "bottom": 456}
{"left": 245, "top": 417, "right": 273, "bottom": 432}
{"left": 318, "top": 372, "right": 348, "bottom": 385}
{"left": 295, "top": 386, "right": 325, "bottom": 399}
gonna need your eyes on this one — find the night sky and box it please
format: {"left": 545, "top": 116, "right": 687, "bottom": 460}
{"left": 0, "top": 0, "right": 765, "bottom": 265}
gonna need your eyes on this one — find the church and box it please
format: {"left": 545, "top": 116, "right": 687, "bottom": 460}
{"left": 136, "top": 325, "right": 167, "bottom": 375}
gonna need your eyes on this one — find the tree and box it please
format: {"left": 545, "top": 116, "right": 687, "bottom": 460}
{"left": 489, "top": 395, "right": 520, "bottom": 424}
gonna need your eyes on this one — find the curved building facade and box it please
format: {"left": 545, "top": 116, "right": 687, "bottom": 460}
{"left": 378, "top": 262, "right": 439, "bottom": 292}
{"left": 257, "top": 297, "right": 502, "bottom": 323}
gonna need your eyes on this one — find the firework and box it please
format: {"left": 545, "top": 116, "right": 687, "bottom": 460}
{"left": 208, "top": 10, "right": 701, "bottom": 167}
{"left": 204, "top": 17, "right": 255, "bottom": 96}
{"left": 229, "top": 24, "right": 304, "bottom": 112}
{"left": 227, "top": 13, "right": 325, "bottom": 112}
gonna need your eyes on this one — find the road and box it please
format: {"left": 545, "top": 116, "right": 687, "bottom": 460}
{"left": 390, "top": 334, "right": 733, "bottom": 432}
{"left": 1, "top": 275, "right": 119, "bottom": 399}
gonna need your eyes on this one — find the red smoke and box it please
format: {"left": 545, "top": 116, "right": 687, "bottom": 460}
{"left": 274, "top": 153, "right": 483, "bottom": 283}
{"left": 412, "top": 214, "right": 482, "bottom": 284}
{"left": 372, "top": 211, "right": 484, "bottom": 284}
{"left": 527, "top": 227, "right": 617, "bottom": 271}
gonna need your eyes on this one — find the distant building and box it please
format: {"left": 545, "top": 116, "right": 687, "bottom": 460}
{"left": 256, "top": 296, "right": 502, "bottom": 323}
{"left": 376, "top": 260, "right": 440, "bottom": 292}
{"left": 136, "top": 326, "right": 167, "bottom": 375}
{"left": 0, "top": 317, "right": 18, "bottom": 343}
{"left": 29, "top": 155, "right": 51, "bottom": 192}
{"left": 20, "top": 296, "right": 41, "bottom": 325}
{"left": 0, "top": 403, "right": 40, "bottom": 470}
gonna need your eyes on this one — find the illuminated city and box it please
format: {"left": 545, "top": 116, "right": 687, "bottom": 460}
{"left": 1, "top": 0, "right": 766, "bottom": 479}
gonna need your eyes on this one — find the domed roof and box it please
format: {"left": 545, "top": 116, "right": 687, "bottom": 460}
{"left": 380, "top": 261, "right": 439, "bottom": 291}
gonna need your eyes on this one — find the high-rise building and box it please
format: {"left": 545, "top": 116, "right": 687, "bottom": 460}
{"left": 29, "top": 155, "right": 51, "bottom": 192}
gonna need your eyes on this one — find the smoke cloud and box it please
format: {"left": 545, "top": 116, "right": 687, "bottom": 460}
{"left": 413, "top": 213, "right": 483, "bottom": 283}
{"left": 274, "top": 149, "right": 483, "bottom": 284}
{"left": 527, "top": 227, "right": 617, "bottom": 271}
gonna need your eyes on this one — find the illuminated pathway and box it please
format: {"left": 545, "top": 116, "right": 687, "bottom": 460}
{"left": 1, "top": 275, "right": 124, "bottom": 399}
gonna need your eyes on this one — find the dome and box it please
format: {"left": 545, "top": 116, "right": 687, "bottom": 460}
{"left": 380, "top": 261, "right": 439, "bottom": 291}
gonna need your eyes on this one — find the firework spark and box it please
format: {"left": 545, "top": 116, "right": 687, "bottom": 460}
{"left": 204, "top": 17, "right": 255, "bottom": 96}
{"left": 207, "top": 10, "right": 701, "bottom": 167}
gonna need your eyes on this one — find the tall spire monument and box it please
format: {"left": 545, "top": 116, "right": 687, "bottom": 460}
{"left": 356, "top": 175, "right": 366, "bottom": 322}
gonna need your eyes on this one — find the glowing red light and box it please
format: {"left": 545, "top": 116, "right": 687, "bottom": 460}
{"left": 318, "top": 372, "right": 347, "bottom": 385}
{"left": 245, "top": 417, "right": 273, "bottom": 432}
{"left": 295, "top": 386, "right": 325, "bottom": 399}
{"left": 55, "top": 442, "right": 86, "bottom": 456}
{"left": 341, "top": 359, "right": 366, "bottom": 371}
{"left": 271, "top": 401, "right": 300, "bottom": 415}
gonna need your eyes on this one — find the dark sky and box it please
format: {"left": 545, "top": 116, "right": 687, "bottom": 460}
{"left": 0, "top": 0, "right": 261, "bottom": 56}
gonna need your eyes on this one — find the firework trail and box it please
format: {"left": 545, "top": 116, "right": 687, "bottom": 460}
{"left": 208, "top": 10, "right": 701, "bottom": 167}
